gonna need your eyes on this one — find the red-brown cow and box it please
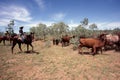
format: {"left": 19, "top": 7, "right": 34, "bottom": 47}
{"left": 61, "top": 35, "right": 73, "bottom": 47}
{"left": 78, "top": 34, "right": 106, "bottom": 56}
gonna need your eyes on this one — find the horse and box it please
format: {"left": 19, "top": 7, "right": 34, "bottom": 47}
{"left": 11, "top": 32, "right": 34, "bottom": 54}
{"left": 104, "top": 33, "right": 120, "bottom": 51}
{"left": 0, "top": 35, "right": 13, "bottom": 45}
{"left": 78, "top": 34, "right": 106, "bottom": 56}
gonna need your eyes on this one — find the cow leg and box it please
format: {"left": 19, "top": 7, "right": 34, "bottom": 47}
{"left": 67, "top": 41, "right": 69, "bottom": 46}
{"left": 92, "top": 46, "right": 96, "bottom": 56}
{"left": 91, "top": 48, "right": 94, "bottom": 52}
{"left": 53, "top": 39, "right": 55, "bottom": 45}
{"left": 100, "top": 47, "right": 103, "bottom": 54}
{"left": 78, "top": 44, "right": 83, "bottom": 54}
{"left": 78, "top": 45, "right": 80, "bottom": 54}
{"left": 62, "top": 42, "right": 64, "bottom": 47}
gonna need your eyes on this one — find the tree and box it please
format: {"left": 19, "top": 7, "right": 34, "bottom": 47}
{"left": 7, "top": 19, "right": 15, "bottom": 35}
{"left": 36, "top": 23, "right": 47, "bottom": 40}
{"left": 113, "top": 27, "right": 120, "bottom": 34}
{"left": 79, "top": 18, "right": 89, "bottom": 37}
{"left": 75, "top": 24, "right": 87, "bottom": 37}
{"left": 29, "top": 23, "right": 49, "bottom": 40}
{"left": 89, "top": 23, "right": 97, "bottom": 30}
{"left": 80, "top": 18, "right": 88, "bottom": 26}
{"left": 89, "top": 23, "right": 98, "bottom": 37}
{"left": 29, "top": 26, "right": 36, "bottom": 34}
{"left": 50, "top": 22, "right": 69, "bottom": 38}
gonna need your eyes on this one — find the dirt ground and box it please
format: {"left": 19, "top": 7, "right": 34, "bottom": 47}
{"left": 0, "top": 41, "right": 120, "bottom": 80}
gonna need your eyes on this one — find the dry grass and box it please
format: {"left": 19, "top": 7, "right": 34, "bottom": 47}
{"left": 0, "top": 41, "right": 120, "bottom": 80}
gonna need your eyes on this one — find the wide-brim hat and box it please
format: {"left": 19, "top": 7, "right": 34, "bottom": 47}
{"left": 20, "top": 26, "right": 24, "bottom": 29}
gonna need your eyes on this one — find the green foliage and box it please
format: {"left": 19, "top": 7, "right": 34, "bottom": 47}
{"left": 30, "top": 23, "right": 48, "bottom": 40}
{"left": 89, "top": 23, "right": 97, "bottom": 30}
{"left": 7, "top": 20, "right": 15, "bottom": 34}
{"left": 50, "top": 22, "right": 69, "bottom": 38}
{"left": 0, "top": 32, "right": 4, "bottom": 36}
{"left": 80, "top": 18, "right": 88, "bottom": 26}
{"left": 70, "top": 37, "right": 79, "bottom": 50}
{"left": 29, "top": 18, "right": 119, "bottom": 41}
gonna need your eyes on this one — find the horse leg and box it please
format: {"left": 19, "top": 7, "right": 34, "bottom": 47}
{"left": 0, "top": 39, "right": 2, "bottom": 43}
{"left": 11, "top": 41, "right": 17, "bottom": 54}
{"left": 30, "top": 44, "right": 34, "bottom": 52}
{"left": 62, "top": 42, "right": 64, "bottom": 47}
{"left": 10, "top": 39, "right": 12, "bottom": 45}
{"left": 18, "top": 43, "right": 22, "bottom": 52}
{"left": 27, "top": 44, "right": 29, "bottom": 52}
{"left": 3, "top": 40, "right": 5, "bottom": 45}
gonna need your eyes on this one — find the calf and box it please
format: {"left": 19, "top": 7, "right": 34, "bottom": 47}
{"left": 78, "top": 34, "right": 106, "bottom": 56}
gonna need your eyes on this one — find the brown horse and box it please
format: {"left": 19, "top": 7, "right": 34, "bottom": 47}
{"left": 11, "top": 32, "right": 34, "bottom": 54}
{"left": 0, "top": 35, "right": 13, "bottom": 45}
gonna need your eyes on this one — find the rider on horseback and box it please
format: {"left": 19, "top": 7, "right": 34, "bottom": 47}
{"left": 19, "top": 26, "right": 25, "bottom": 42}
{"left": 5, "top": 31, "right": 10, "bottom": 37}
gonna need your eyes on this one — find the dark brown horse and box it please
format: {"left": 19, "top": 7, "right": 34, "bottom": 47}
{"left": 0, "top": 35, "right": 13, "bottom": 45}
{"left": 11, "top": 32, "right": 34, "bottom": 54}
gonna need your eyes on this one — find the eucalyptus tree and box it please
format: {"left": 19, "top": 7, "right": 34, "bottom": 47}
{"left": 36, "top": 23, "right": 48, "bottom": 40}
{"left": 7, "top": 19, "right": 15, "bottom": 35}
{"left": 89, "top": 23, "right": 97, "bottom": 30}
{"left": 50, "top": 22, "right": 69, "bottom": 38}
{"left": 80, "top": 18, "right": 89, "bottom": 26}
{"left": 29, "top": 26, "right": 36, "bottom": 34}
{"left": 79, "top": 18, "right": 89, "bottom": 36}
{"left": 57, "top": 22, "right": 69, "bottom": 35}
{"left": 50, "top": 23, "right": 59, "bottom": 38}
{"left": 113, "top": 27, "right": 120, "bottom": 34}
{"left": 89, "top": 23, "right": 98, "bottom": 37}
{"left": 75, "top": 24, "right": 87, "bottom": 37}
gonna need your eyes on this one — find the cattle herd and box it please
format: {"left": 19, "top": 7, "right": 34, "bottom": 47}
{"left": 0, "top": 32, "right": 120, "bottom": 56}
{"left": 53, "top": 33, "right": 120, "bottom": 56}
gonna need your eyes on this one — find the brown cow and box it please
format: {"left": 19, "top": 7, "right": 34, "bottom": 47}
{"left": 78, "top": 34, "right": 106, "bottom": 56}
{"left": 53, "top": 38, "right": 60, "bottom": 45}
{"left": 104, "top": 33, "right": 120, "bottom": 51}
{"left": 61, "top": 35, "right": 74, "bottom": 47}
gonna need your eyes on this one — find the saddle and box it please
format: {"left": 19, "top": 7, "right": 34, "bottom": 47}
{"left": 18, "top": 35, "right": 25, "bottom": 43}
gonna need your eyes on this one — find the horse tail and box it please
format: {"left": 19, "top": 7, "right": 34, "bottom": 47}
{"left": 0, "top": 39, "right": 2, "bottom": 43}
{"left": 0, "top": 37, "right": 3, "bottom": 43}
